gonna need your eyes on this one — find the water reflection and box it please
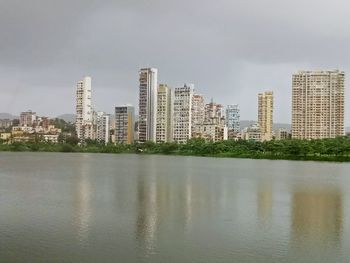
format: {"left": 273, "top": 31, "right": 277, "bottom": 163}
{"left": 291, "top": 188, "right": 343, "bottom": 247}
{"left": 257, "top": 181, "right": 273, "bottom": 225}
{"left": 74, "top": 155, "right": 93, "bottom": 245}
{"left": 136, "top": 158, "right": 160, "bottom": 255}
{"left": 2, "top": 153, "right": 350, "bottom": 262}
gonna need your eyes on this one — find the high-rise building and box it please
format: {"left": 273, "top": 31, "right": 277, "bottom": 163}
{"left": 173, "top": 84, "right": 194, "bottom": 143}
{"left": 226, "top": 105, "right": 240, "bottom": 134}
{"left": 292, "top": 70, "right": 345, "bottom": 139}
{"left": 138, "top": 68, "right": 158, "bottom": 142}
{"left": 76, "top": 76, "right": 93, "bottom": 141}
{"left": 191, "top": 94, "right": 205, "bottom": 125}
{"left": 20, "top": 110, "right": 36, "bottom": 127}
{"left": 258, "top": 91, "right": 273, "bottom": 141}
{"left": 204, "top": 100, "right": 225, "bottom": 125}
{"left": 115, "top": 105, "right": 135, "bottom": 144}
{"left": 156, "top": 84, "right": 173, "bottom": 143}
{"left": 95, "top": 111, "right": 110, "bottom": 144}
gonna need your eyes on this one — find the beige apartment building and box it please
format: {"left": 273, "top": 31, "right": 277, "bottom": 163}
{"left": 191, "top": 94, "right": 205, "bottom": 136}
{"left": 292, "top": 70, "right": 345, "bottom": 139}
{"left": 156, "top": 84, "right": 173, "bottom": 143}
{"left": 115, "top": 106, "right": 135, "bottom": 144}
{"left": 173, "top": 84, "right": 194, "bottom": 143}
{"left": 258, "top": 91, "right": 273, "bottom": 141}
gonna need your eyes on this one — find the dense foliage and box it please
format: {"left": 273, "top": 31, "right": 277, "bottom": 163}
{"left": 2, "top": 137, "right": 350, "bottom": 162}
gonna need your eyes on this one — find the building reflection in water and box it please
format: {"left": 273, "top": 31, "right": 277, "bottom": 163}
{"left": 135, "top": 157, "right": 201, "bottom": 254}
{"left": 136, "top": 157, "right": 160, "bottom": 255}
{"left": 257, "top": 181, "right": 273, "bottom": 225}
{"left": 74, "top": 154, "right": 93, "bottom": 245}
{"left": 291, "top": 188, "right": 343, "bottom": 247}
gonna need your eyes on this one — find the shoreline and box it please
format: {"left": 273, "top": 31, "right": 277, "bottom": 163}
{"left": 2, "top": 137, "right": 350, "bottom": 162}
{"left": 1, "top": 148, "right": 349, "bottom": 163}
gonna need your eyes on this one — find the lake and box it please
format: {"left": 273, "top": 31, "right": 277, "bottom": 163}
{"left": 0, "top": 152, "right": 350, "bottom": 262}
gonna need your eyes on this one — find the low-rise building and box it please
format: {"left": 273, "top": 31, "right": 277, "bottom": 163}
{"left": 0, "top": 133, "right": 11, "bottom": 141}
{"left": 195, "top": 123, "right": 228, "bottom": 142}
{"left": 276, "top": 128, "right": 290, "bottom": 140}
{"left": 242, "top": 123, "right": 262, "bottom": 142}
{"left": 41, "top": 134, "right": 59, "bottom": 143}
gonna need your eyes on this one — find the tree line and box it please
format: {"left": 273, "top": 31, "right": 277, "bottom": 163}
{"left": 1, "top": 136, "right": 350, "bottom": 161}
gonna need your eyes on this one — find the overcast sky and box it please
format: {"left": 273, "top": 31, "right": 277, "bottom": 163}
{"left": 1, "top": 0, "right": 350, "bottom": 124}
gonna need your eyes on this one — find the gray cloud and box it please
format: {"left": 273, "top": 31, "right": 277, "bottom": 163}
{"left": 1, "top": 0, "right": 350, "bottom": 124}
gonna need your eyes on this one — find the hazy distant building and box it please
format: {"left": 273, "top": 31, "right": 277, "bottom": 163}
{"left": 173, "top": 84, "right": 194, "bottom": 143}
{"left": 95, "top": 111, "right": 110, "bottom": 144}
{"left": 115, "top": 106, "right": 135, "bottom": 144}
{"left": 75, "top": 76, "right": 93, "bottom": 141}
{"left": 20, "top": 110, "right": 36, "bottom": 127}
{"left": 138, "top": 68, "right": 158, "bottom": 142}
{"left": 0, "top": 119, "right": 13, "bottom": 129}
{"left": 156, "top": 84, "right": 173, "bottom": 143}
{"left": 226, "top": 105, "right": 240, "bottom": 138}
{"left": 292, "top": 70, "right": 345, "bottom": 139}
{"left": 258, "top": 91, "right": 273, "bottom": 141}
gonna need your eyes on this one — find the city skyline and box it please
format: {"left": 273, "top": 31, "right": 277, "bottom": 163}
{"left": 2, "top": 0, "right": 350, "bottom": 125}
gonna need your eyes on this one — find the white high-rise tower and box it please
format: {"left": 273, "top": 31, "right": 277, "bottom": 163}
{"left": 138, "top": 68, "right": 158, "bottom": 142}
{"left": 76, "top": 76, "right": 93, "bottom": 141}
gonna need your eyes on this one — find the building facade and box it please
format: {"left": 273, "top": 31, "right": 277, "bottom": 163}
{"left": 75, "top": 76, "right": 93, "bottom": 141}
{"left": 191, "top": 94, "right": 205, "bottom": 136}
{"left": 276, "top": 128, "right": 289, "bottom": 140}
{"left": 138, "top": 68, "right": 158, "bottom": 142}
{"left": 20, "top": 110, "right": 36, "bottom": 127}
{"left": 192, "top": 99, "right": 227, "bottom": 141}
{"left": 258, "top": 91, "right": 273, "bottom": 141}
{"left": 173, "top": 84, "right": 194, "bottom": 143}
{"left": 226, "top": 104, "right": 240, "bottom": 137}
{"left": 292, "top": 70, "right": 345, "bottom": 139}
{"left": 95, "top": 111, "right": 110, "bottom": 144}
{"left": 242, "top": 123, "right": 262, "bottom": 142}
{"left": 156, "top": 84, "right": 173, "bottom": 143}
{"left": 115, "top": 106, "right": 135, "bottom": 144}
{"left": 204, "top": 100, "right": 225, "bottom": 125}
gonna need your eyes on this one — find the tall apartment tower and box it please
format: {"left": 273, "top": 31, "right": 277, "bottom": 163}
{"left": 205, "top": 100, "right": 225, "bottom": 125}
{"left": 258, "top": 91, "right": 274, "bottom": 141}
{"left": 192, "top": 94, "right": 205, "bottom": 125}
{"left": 173, "top": 84, "right": 194, "bottom": 143}
{"left": 95, "top": 112, "right": 110, "bottom": 144}
{"left": 76, "top": 76, "right": 93, "bottom": 141}
{"left": 115, "top": 105, "right": 135, "bottom": 144}
{"left": 138, "top": 68, "right": 158, "bottom": 142}
{"left": 226, "top": 105, "right": 240, "bottom": 133}
{"left": 292, "top": 70, "right": 345, "bottom": 139}
{"left": 156, "top": 84, "right": 173, "bottom": 143}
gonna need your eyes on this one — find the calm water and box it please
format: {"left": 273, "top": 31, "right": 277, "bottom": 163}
{"left": 1, "top": 152, "right": 350, "bottom": 262}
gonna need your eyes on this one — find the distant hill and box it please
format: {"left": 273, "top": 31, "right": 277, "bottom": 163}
{"left": 0, "top": 113, "right": 18, "bottom": 120}
{"left": 240, "top": 120, "right": 291, "bottom": 132}
{"left": 56, "top": 114, "right": 76, "bottom": 123}
{"left": 241, "top": 120, "right": 350, "bottom": 133}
